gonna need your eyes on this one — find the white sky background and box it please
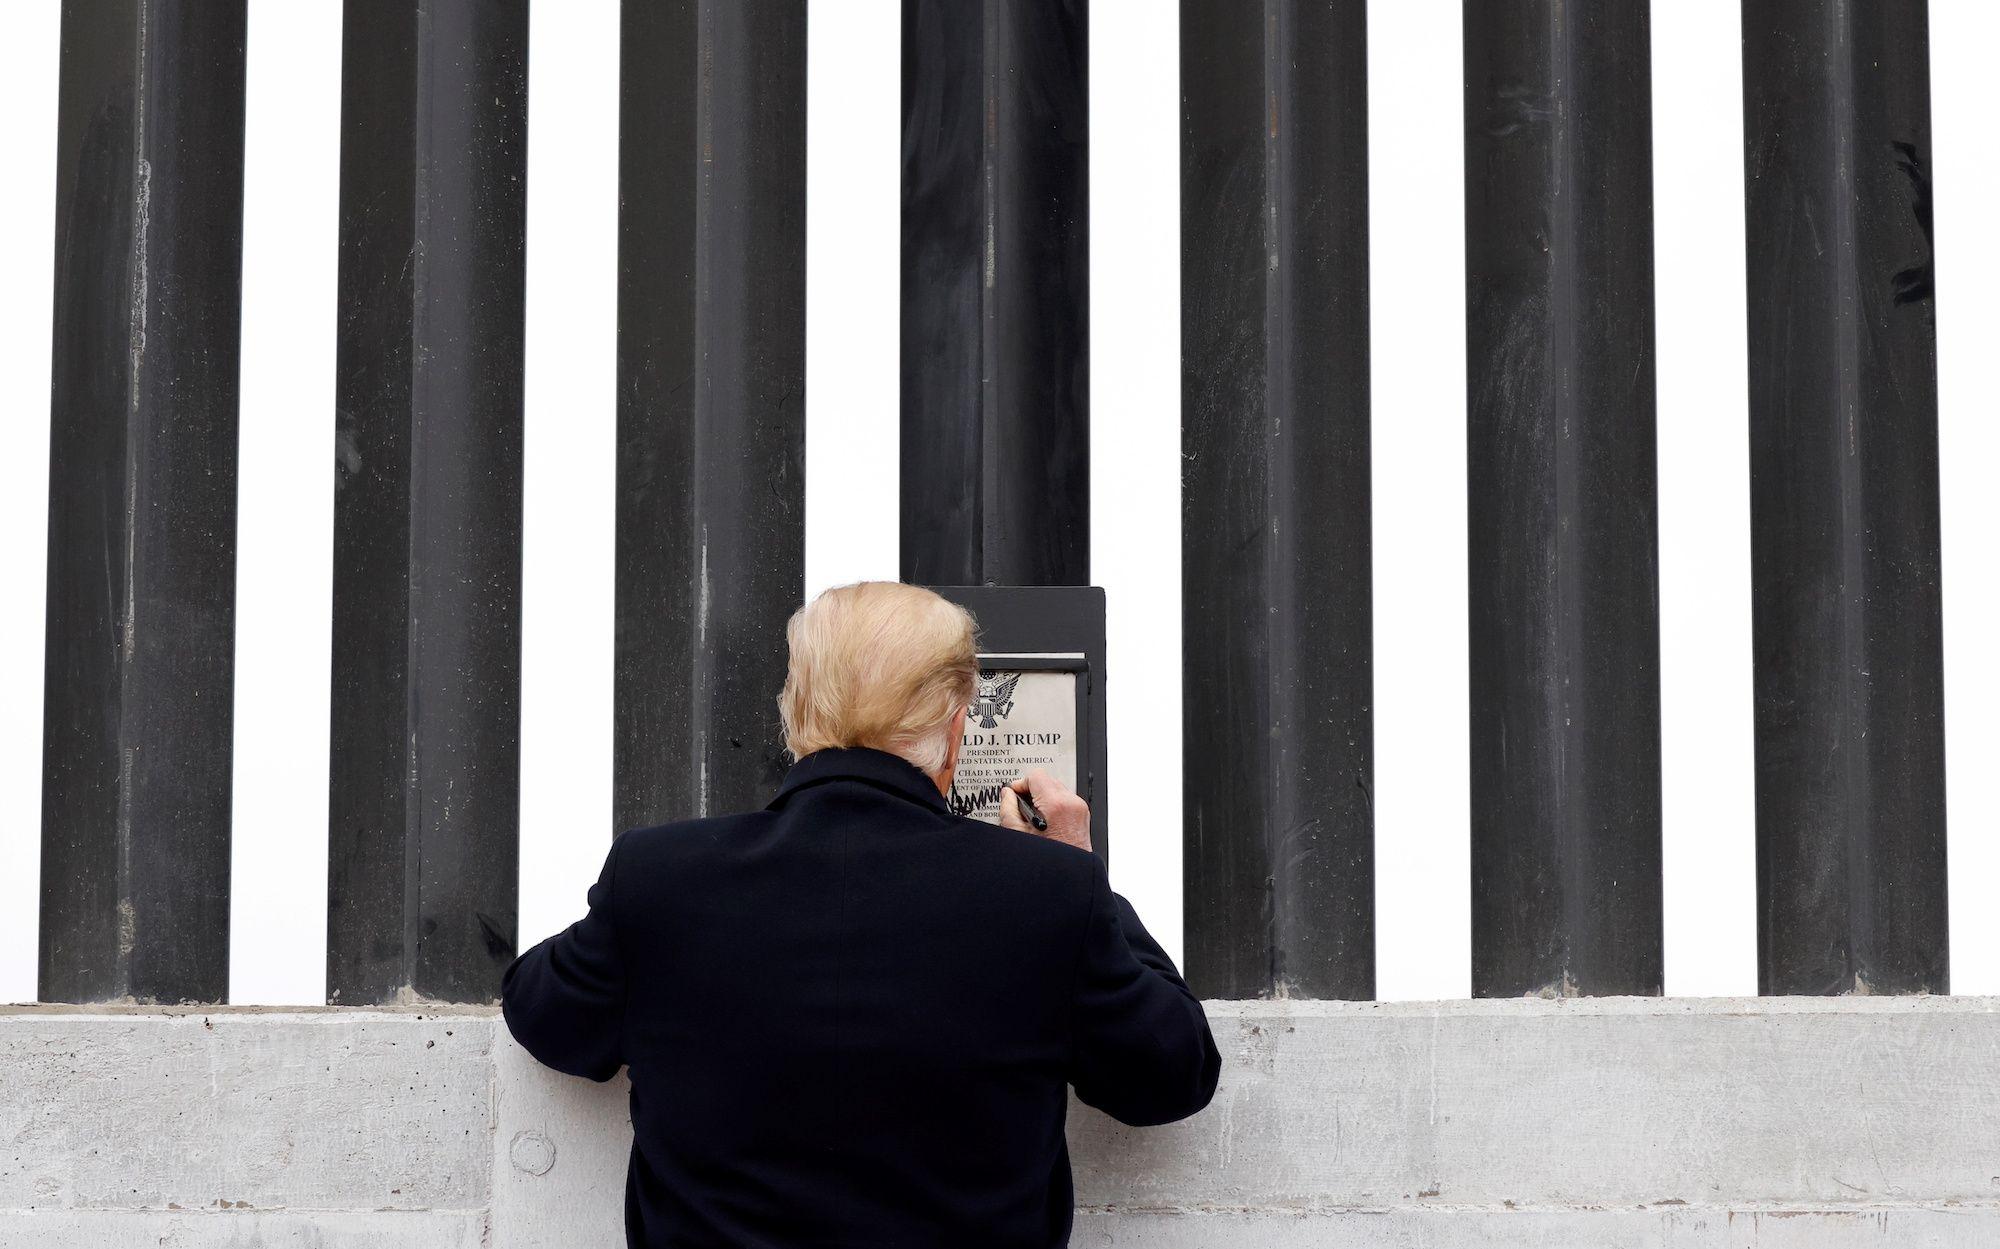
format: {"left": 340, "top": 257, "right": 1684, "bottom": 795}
{"left": 1086, "top": 0, "right": 1184, "bottom": 980}
{"left": 1649, "top": 0, "right": 1757, "bottom": 995}
{"left": 227, "top": 0, "right": 341, "bottom": 1005}
{"left": 515, "top": 0, "right": 621, "bottom": 980}
{"left": 0, "top": 1, "right": 60, "bottom": 1008}
{"left": 1368, "top": 0, "right": 1473, "bottom": 1000}
{"left": 0, "top": 0, "right": 1995, "bottom": 1001}
{"left": 1930, "top": 0, "right": 2000, "bottom": 996}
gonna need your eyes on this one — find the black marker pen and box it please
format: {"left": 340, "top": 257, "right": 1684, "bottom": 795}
{"left": 1014, "top": 789, "right": 1049, "bottom": 832}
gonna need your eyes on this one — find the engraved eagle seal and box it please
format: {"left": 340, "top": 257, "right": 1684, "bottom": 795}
{"left": 969, "top": 671, "right": 1021, "bottom": 730}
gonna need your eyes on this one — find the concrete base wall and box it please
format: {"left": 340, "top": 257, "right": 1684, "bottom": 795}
{"left": 4, "top": 999, "right": 1996, "bottom": 1246}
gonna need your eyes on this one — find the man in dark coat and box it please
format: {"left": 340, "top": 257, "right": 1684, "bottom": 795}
{"left": 504, "top": 581, "right": 1218, "bottom": 1248}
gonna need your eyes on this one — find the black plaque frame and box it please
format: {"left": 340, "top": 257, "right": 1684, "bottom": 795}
{"left": 930, "top": 586, "right": 1110, "bottom": 860}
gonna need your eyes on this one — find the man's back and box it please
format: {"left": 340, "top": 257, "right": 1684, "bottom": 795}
{"left": 503, "top": 747, "right": 1219, "bottom": 1249}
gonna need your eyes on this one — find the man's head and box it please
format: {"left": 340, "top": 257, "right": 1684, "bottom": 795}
{"left": 778, "top": 582, "right": 978, "bottom": 789}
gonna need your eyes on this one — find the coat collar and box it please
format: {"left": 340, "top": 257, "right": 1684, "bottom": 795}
{"left": 769, "top": 746, "right": 950, "bottom": 814}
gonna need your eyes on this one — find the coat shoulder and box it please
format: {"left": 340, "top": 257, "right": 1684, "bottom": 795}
{"left": 613, "top": 810, "right": 776, "bottom": 865}
{"left": 944, "top": 815, "right": 1103, "bottom": 898}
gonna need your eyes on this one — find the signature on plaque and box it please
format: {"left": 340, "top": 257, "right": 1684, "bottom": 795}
{"left": 948, "top": 667, "right": 1078, "bottom": 823}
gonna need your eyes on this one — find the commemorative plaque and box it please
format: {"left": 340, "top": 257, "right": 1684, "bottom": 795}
{"left": 927, "top": 586, "right": 1110, "bottom": 858}
{"left": 947, "top": 657, "right": 1081, "bottom": 822}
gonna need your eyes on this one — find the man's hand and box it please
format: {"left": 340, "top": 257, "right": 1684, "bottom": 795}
{"left": 998, "top": 770, "right": 1092, "bottom": 854}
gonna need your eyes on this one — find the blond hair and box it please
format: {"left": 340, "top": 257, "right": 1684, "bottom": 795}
{"left": 777, "top": 582, "right": 978, "bottom": 774}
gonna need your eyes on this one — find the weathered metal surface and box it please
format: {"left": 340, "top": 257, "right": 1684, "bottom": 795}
{"left": 901, "top": 0, "right": 1090, "bottom": 586}
{"left": 40, "top": 0, "right": 248, "bottom": 1004}
{"left": 1180, "top": 0, "right": 1374, "bottom": 1001}
{"left": 615, "top": 0, "right": 806, "bottom": 831}
{"left": 1741, "top": 0, "right": 1946, "bottom": 996}
{"left": 327, "top": 0, "right": 529, "bottom": 1004}
{"left": 1463, "top": 0, "right": 1663, "bottom": 997}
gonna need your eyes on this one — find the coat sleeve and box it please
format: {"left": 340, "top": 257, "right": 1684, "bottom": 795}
{"left": 1067, "top": 855, "right": 1221, "bottom": 1126}
{"left": 501, "top": 835, "right": 628, "bottom": 1082}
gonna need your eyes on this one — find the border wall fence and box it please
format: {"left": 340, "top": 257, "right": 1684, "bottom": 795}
{"left": 8, "top": 1, "right": 1999, "bottom": 1245}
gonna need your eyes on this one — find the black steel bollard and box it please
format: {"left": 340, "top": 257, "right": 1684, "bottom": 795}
{"left": 1464, "top": 0, "right": 1664, "bottom": 997}
{"left": 900, "top": 0, "right": 1090, "bottom": 587}
{"left": 40, "top": 0, "right": 249, "bottom": 1005}
{"left": 326, "top": 0, "right": 529, "bottom": 1005}
{"left": 615, "top": 0, "right": 807, "bottom": 832}
{"left": 1180, "top": 0, "right": 1376, "bottom": 1001}
{"left": 1743, "top": 0, "right": 1947, "bottom": 996}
